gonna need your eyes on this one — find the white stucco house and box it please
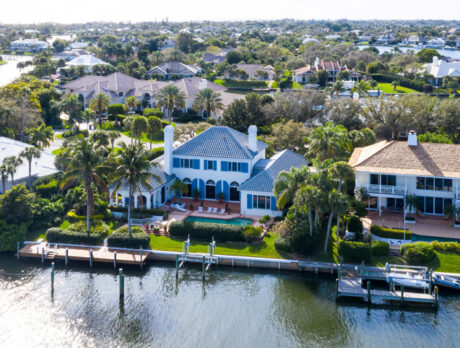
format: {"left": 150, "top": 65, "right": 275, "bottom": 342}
{"left": 10, "top": 38, "right": 49, "bottom": 53}
{"left": 425, "top": 56, "right": 460, "bottom": 85}
{"left": 109, "top": 125, "right": 308, "bottom": 217}
{"left": 66, "top": 54, "right": 111, "bottom": 73}
{"left": 349, "top": 131, "right": 460, "bottom": 218}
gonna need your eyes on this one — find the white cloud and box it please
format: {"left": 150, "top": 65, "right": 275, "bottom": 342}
{"left": 1, "top": 0, "right": 459, "bottom": 23}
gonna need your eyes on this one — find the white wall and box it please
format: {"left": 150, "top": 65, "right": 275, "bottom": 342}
{"left": 240, "top": 190, "right": 282, "bottom": 217}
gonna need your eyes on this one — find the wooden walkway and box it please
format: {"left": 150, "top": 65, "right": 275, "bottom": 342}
{"left": 19, "top": 242, "right": 148, "bottom": 266}
{"left": 337, "top": 276, "right": 437, "bottom": 306}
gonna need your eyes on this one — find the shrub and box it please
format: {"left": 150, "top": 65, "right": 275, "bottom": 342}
{"left": 259, "top": 215, "right": 270, "bottom": 224}
{"left": 339, "top": 241, "right": 372, "bottom": 263}
{"left": 66, "top": 210, "right": 104, "bottom": 222}
{"left": 431, "top": 241, "right": 460, "bottom": 253}
{"left": 147, "top": 147, "right": 164, "bottom": 160}
{"left": 401, "top": 242, "right": 434, "bottom": 264}
{"left": 215, "top": 79, "right": 268, "bottom": 89}
{"left": 347, "top": 215, "right": 363, "bottom": 240}
{"left": 274, "top": 235, "right": 292, "bottom": 253}
{"left": 169, "top": 220, "right": 245, "bottom": 242}
{"left": 46, "top": 227, "right": 105, "bottom": 245}
{"left": 35, "top": 179, "right": 59, "bottom": 197}
{"left": 371, "top": 241, "right": 390, "bottom": 256}
{"left": 370, "top": 225, "right": 411, "bottom": 240}
{"left": 107, "top": 226, "right": 150, "bottom": 249}
{"left": 0, "top": 220, "right": 27, "bottom": 251}
{"left": 242, "top": 226, "right": 262, "bottom": 242}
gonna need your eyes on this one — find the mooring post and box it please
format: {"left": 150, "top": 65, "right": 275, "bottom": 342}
{"left": 435, "top": 286, "right": 439, "bottom": 306}
{"left": 335, "top": 278, "right": 339, "bottom": 299}
{"left": 41, "top": 247, "right": 44, "bottom": 263}
{"left": 401, "top": 284, "right": 405, "bottom": 304}
{"left": 17, "top": 241, "right": 20, "bottom": 260}
{"left": 119, "top": 268, "right": 124, "bottom": 298}
{"left": 202, "top": 256, "right": 206, "bottom": 280}
{"left": 139, "top": 247, "right": 143, "bottom": 269}
{"left": 65, "top": 248, "right": 69, "bottom": 266}
{"left": 89, "top": 249, "right": 93, "bottom": 268}
{"left": 113, "top": 251, "right": 117, "bottom": 269}
{"left": 389, "top": 279, "right": 393, "bottom": 291}
{"left": 367, "top": 281, "right": 371, "bottom": 304}
{"left": 51, "top": 262, "right": 55, "bottom": 292}
{"left": 338, "top": 268, "right": 341, "bottom": 281}
{"left": 360, "top": 260, "right": 364, "bottom": 276}
{"left": 175, "top": 254, "right": 179, "bottom": 278}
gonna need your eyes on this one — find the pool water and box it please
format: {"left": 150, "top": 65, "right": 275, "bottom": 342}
{"left": 185, "top": 216, "right": 253, "bottom": 226}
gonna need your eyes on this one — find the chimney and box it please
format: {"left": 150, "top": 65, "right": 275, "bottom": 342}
{"left": 199, "top": 78, "right": 208, "bottom": 90}
{"left": 408, "top": 130, "right": 417, "bottom": 147}
{"left": 315, "top": 57, "right": 320, "bottom": 68}
{"left": 164, "top": 125, "right": 174, "bottom": 175}
{"left": 248, "top": 125, "right": 258, "bottom": 152}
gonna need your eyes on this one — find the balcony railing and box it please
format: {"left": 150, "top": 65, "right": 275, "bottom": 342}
{"left": 359, "top": 184, "right": 406, "bottom": 196}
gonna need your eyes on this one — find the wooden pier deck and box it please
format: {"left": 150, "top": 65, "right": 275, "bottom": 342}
{"left": 19, "top": 242, "right": 148, "bottom": 266}
{"left": 337, "top": 277, "right": 437, "bottom": 305}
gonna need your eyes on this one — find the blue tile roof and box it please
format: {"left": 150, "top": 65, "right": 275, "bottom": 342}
{"left": 239, "top": 150, "right": 308, "bottom": 193}
{"left": 172, "top": 126, "right": 267, "bottom": 159}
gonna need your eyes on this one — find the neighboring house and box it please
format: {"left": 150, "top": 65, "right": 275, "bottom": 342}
{"left": 0, "top": 137, "right": 58, "bottom": 194}
{"left": 66, "top": 54, "right": 111, "bottom": 73}
{"left": 203, "top": 53, "right": 226, "bottom": 64}
{"left": 293, "top": 57, "right": 361, "bottom": 83}
{"left": 229, "top": 64, "right": 275, "bottom": 80}
{"left": 425, "top": 56, "right": 460, "bottom": 85}
{"left": 61, "top": 72, "right": 170, "bottom": 108}
{"left": 302, "top": 37, "right": 320, "bottom": 44}
{"left": 159, "top": 39, "right": 176, "bottom": 50}
{"left": 146, "top": 61, "right": 200, "bottom": 79}
{"left": 52, "top": 49, "right": 91, "bottom": 62}
{"left": 109, "top": 125, "right": 308, "bottom": 217}
{"left": 349, "top": 131, "right": 460, "bottom": 217}
{"left": 10, "top": 38, "right": 49, "bottom": 52}
{"left": 376, "top": 33, "right": 396, "bottom": 45}
{"left": 425, "top": 38, "right": 445, "bottom": 48}
{"left": 358, "top": 35, "right": 372, "bottom": 42}
{"left": 67, "top": 42, "right": 90, "bottom": 50}
{"left": 402, "top": 35, "right": 420, "bottom": 45}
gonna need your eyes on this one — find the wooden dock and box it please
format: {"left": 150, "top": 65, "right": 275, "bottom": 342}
{"left": 19, "top": 242, "right": 148, "bottom": 266}
{"left": 337, "top": 276, "right": 438, "bottom": 306}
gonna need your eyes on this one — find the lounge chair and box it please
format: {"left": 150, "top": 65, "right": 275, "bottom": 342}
{"left": 207, "top": 207, "right": 213, "bottom": 213}
{"left": 198, "top": 206, "right": 203, "bottom": 212}
{"left": 219, "top": 208, "right": 225, "bottom": 214}
{"left": 212, "top": 207, "right": 218, "bottom": 213}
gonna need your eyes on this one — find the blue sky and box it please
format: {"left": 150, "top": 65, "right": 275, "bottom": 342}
{"left": 1, "top": 0, "right": 459, "bottom": 23}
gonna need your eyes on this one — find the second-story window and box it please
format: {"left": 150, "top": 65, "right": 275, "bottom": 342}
{"left": 416, "top": 177, "right": 452, "bottom": 191}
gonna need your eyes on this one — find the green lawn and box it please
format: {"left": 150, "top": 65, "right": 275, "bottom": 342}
{"left": 149, "top": 232, "right": 284, "bottom": 259}
{"left": 377, "top": 83, "right": 418, "bottom": 94}
{"left": 121, "top": 130, "right": 163, "bottom": 144}
{"left": 0, "top": 60, "right": 6, "bottom": 65}
{"left": 427, "top": 251, "right": 460, "bottom": 273}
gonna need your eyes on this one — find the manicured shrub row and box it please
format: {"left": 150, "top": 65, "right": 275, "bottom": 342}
{"left": 169, "top": 220, "right": 245, "bottom": 242}
{"left": 431, "top": 241, "right": 460, "bottom": 254}
{"left": 46, "top": 227, "right": 104, "bottom": 245}
{"left": 107, "top": 226, "right": 150, "bottom": 249}
{"left": 338, "top": 241, "right": 372, "bottom": 263}
{"left": 110, "top": 206, "right": 165, "bottom": 216}
{"left": 401, "top": 242, "right": 434, "bottom": 264}
{"left": 371, "top": 225, "right": 412, "bottom": 240}
{"left": 371, "top": 241, "right": 390, "bottom": 256}
{"left": 66, "top": 210, "right": 105, "bottom": 221}
{"left": 216, "top": 79, "right": 268, "bottom": 88}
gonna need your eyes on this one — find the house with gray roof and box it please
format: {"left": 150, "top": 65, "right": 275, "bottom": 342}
{"left": 109, "top": 125, "right": 307, "bottom": 217}
{"left": 146, "top": 61, "right": 201, "bottom": 79}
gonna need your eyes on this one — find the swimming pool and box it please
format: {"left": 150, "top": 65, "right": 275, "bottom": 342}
{"left": 185, "top": 216, "right": 253, "bottom": 226}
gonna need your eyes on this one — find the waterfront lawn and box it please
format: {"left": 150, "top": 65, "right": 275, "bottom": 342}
{"left": 121, "top": 130, "right": 163, "bottom": 144}
{"left": 427, "top": 251, "right": 460, "bottom": 273}
{"left": 377, "top": 83, "right": 418, "bottom": 94}
{"left": 149, "top": 232, "right": 284, "bottom": 259}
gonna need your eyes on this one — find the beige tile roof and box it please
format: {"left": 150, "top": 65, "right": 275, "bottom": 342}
{"left": 349, "top": 140, "right": 460, "bottom": 179}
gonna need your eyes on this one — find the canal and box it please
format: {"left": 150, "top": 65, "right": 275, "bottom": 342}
{"left": 0, "top": 55, "right": 33, "bottom": 87}
{"left": 0, "top": 255, "right": 459, "bottom": 347}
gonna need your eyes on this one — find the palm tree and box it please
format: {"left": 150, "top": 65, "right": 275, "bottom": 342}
{"left": 329, "top": 161, "right": 354, "bottom": 244}
{"left": 28, "top": 123, "right": 54, "bottom": 150}
{"left": 324, "top": 189, "right": 348, "bottom": 253}
{"left": 90, "top": 130, "right": 109, "bottom": 149}
{"left": 81, "top": 109, "right": 96, "bottom": 130}
{"left": 0, "top": 165, "right": 8, "bottom": 193}
{"left": 3, "top": 156, "right": 23, "bottom": 187}
{"left": 108, "top": 130, "right": 121, "bottom": 151}
{"left": 60, "top": 94, "right": 83, "bottom": 132}
{"left": 274, "top": 166, "right": 310, "bottom": 210}
{"left": 351, "top": 80, "right": 370, "bottom": 98}
{"left": 307, "top": 123, "right": 350, "bottom": 161}
{"left": 108, "top": 143, "right": 159, "bottom": 237}
{"left": 132, "top": 116, "right": 148, "bottom": 145}
{"left": 124, "top": 96, "right": 140, "bottom": 114}
{"left": 330, "top": 80, "right": 345, "bottom": 98}
{"left": 147, "top": 116, "right": 162, "bottom": 149}
{"left": 61, "top": 138, "right": 106, "bottom": 235}
{"left": 89, "top": 93, "right": 111, "bottom": 127}
{"left": 157, "top": 85, "right": 186, "bottom": 124}
{"left": 20, "top": 146, "right": 41, "bottom": 187}
{"left": 169, "top": 179, "right": 188, "bottom": 203}
{"left": 294, "top": 185, "right": 319, "bottom": 238}
{"left": 193, "top": 88, "right": 224, "bottom": 122}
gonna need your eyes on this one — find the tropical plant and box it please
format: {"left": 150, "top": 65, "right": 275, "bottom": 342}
{"left": 28, "top": 123, "right": 54, "bottom": 150}
{"left": 20, "top": 146, "right": 41, "bottom": 187}
{"left": 90, "top": 130, "right": 109, "bottom": 148}
{"left": 61, "top": 138, "right": 107, "bottom": 235}
{"left": 81, "top": 109, "right": 96, "bottom": 130}
{"left": 351, "top": 80, "right": 370, "bottom": 97}
{"left": 3, "top": 156, "right": 23, "bottom": 187}
{"left": 132, "top": 116, "right": 148, "bottom": 145}
{"left": 147, "top": 116, "right": 162, "bottom": 149}
{"left": 108, "top": 143, "right": 159, "bottom": 237}
{"left": 124, "top": 96, "right": 140, "bottom": 114}
{"left": 306, "top": 122, "right": 351, "bottom": 161}
{"left": 324, "top": 189, "right": 348, "bottom": 253}
{"left": 60, "top": 94, "right": 83, "bottom": 130}
{"left": 89, "top": 93, "right": 111, "bottom": 127}
{"left": 274, "top": 166, "right": 310, "bottom": 210}
{"left": 405, "top": 194, "right": 418, "bottom": 214}
{"left": 156, "top": 85, "right": 186, "bottom": 124}
{"left": 193, "top": 88, "right": 224, "bottom": 122}
{"left": 169, "top": 179, "right": 188, "bottom": 203}
{"left": 0, "top": 165, "right": 8, "bottom": 193}
{"left": 107, "top": 130, "right": 121, "bottom": 151}
{"left": 330, "top": 80, "right": 345, "bottom": 98}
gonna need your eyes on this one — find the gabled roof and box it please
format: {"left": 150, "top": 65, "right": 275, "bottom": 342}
{"left": 67, "top": 54, "right": 110, "bottom": 67}
{"left": 349, "top": 140, "right": 460, "bottom": 179}
{"left": 173, "top": 126, "right": 268, "bottom": 159}
{"left": 147, "top": 61, "right": 199, "bottom": 76}
{"left": 236, "top": 64, "right": 275, "bottom": 75}
{"left": 172, "top": 77, "right": 225, "bottom": 97}
{"left": 239, "top": 150, "right": 308, "bottom": 193}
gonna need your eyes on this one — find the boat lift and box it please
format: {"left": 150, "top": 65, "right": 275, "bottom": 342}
{"left": 175, "top": 235, "right": 217, "bottom": 280}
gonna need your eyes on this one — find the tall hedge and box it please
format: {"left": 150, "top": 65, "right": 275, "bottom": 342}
{"left": 401, "top": 242, "right": 434, "bottom": 264}
{"left": 169, "top": 220, "right": 245, "bottom": 242}
{"left": 46, "top": 227, "right": 104, "bottom": 245}
{"left": 338, "top": 241, "right": 372, "bottom": 263}
{"left": 107, "top": 226, "right": 150, "bottom": 249}
{"left": 371, "top": 241, "right": 390, "bottom": 256}
{"left": 371, "top": 225, "right": 411, "bottom": 240}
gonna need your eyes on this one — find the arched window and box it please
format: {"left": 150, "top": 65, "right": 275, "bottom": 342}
{"left": 206, "top": 180, "right": 216, "bottom": 200}
{"left": 142, "top": 93, "right": 151, "bottom": 108}
{"left": 230, "top": 182, "right": 240, "bottom": 202}
{"left": 183, "top": 178, "right": 192, "bottom": 197}
{"left": 137, "top": 195, "right": 147, "bottom": 208}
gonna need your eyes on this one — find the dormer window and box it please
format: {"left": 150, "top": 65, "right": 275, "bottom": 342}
{"left": 119, "top": 92, "right": 124, "bottom": 97}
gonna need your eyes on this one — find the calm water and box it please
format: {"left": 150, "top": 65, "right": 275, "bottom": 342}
{"left": 358, "top": 45, "right": 460, "bottom": 59}
{"left": 185, "top": 216, "right": 253, "bottom": 226}
{"left": 1, "top": 254, "right": 459, "bottom": 348}
{"left": 0, "top": 55, "right": 33, "bottom": 86}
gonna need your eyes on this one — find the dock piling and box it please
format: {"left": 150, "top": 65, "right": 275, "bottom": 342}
{"left": 41, "top": 247, "right": 44, "bottom": 263}
{"left": 65, "top": 248, "right": 69, "bottom": 266}
{"left": 139, "top": 247, "right": 143, "bottom": 269}
{"left": 113, "top": 251, "right": 117, "bottom": 269}
{"left": 401, "top": 285, "right": 405, "bottom": 304}
{"left": 435, "top": 286, "right": 439, "bottom": 307}
{"left": 119, "top": 268, "right": 124, "bottom": 298}
{"left": 367, "top": 281, "right": 371, "bottom": 304}
{"left": 202, "top": 256, "right": 206, "bottom": 280}
{"left": 89, "top": 249, "right": 93, "bottom": 268}
{"left": 175, "top": 254, "right": 179, "bottom": 278}
{"left": 17, "top": 241, "right": 20, "bottom": 260}
{"left": 51, "top": 262, "right": 55, "bottom": 292}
